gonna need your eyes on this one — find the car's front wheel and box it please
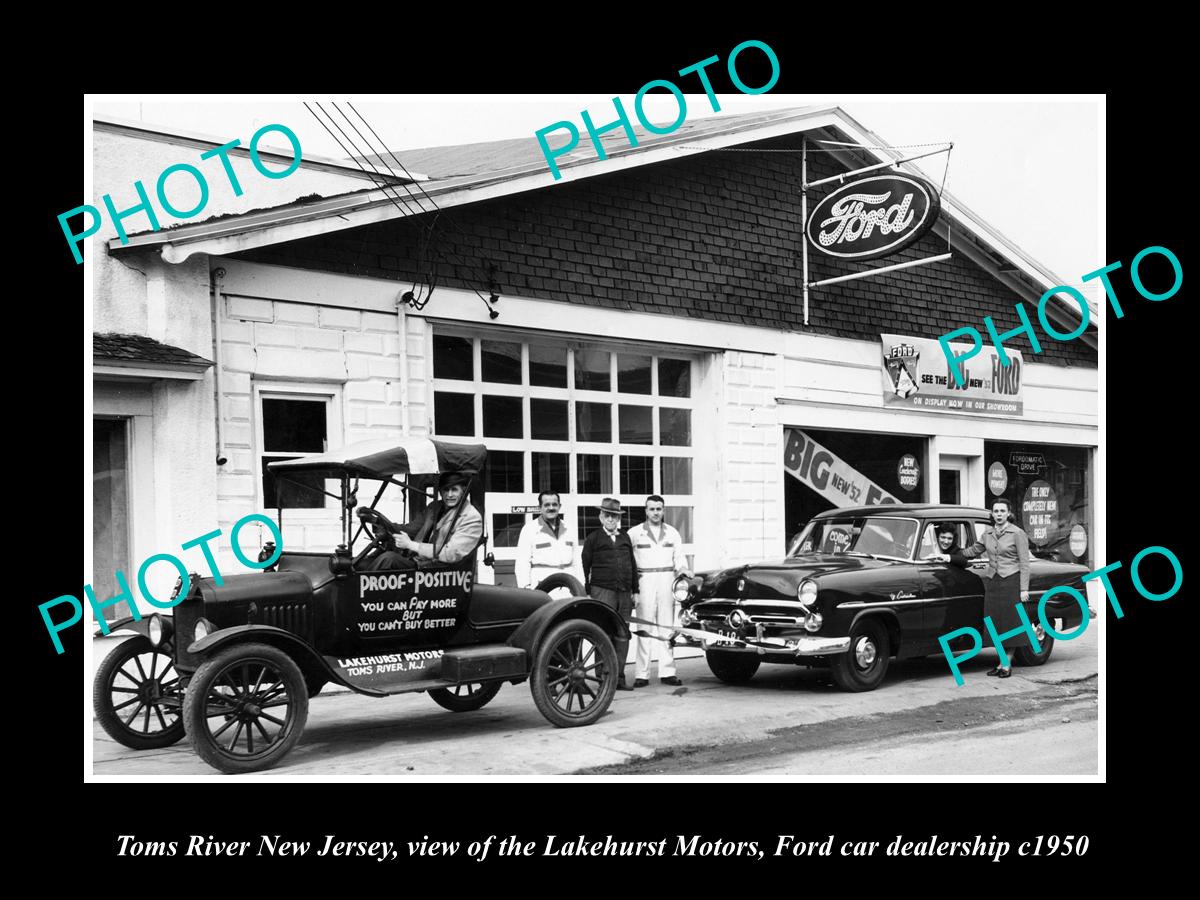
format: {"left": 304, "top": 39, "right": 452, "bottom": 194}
{"left": 531, "top": 619, "right": 617, "bottom": 727}
{"left": 1013, "top": 621, "right": 1055, "bottom": 666}
{"left": 705, "top": 648, "right": 761, "bottom": 684}
{"left": 93, "top": 635, "right": 186, "bottom": 750}
{"left": 429, "top": 681, "right": 502, "bottom": 712}
{"left": 830, "top": 618, "right": 891, "bottom": 692}
{"left": 183, "top": 642, "right": 308, "bottom": 775}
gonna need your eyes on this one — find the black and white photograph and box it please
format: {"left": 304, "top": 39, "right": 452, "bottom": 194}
{"left": 77, "top": 89, "right": 1108, "bottom": 782}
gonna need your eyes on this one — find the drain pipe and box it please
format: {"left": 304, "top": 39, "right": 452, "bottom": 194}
{"left": 396, "top": 292, "right": 410, "bottom": 436}
{"left": 212, "top": 267, "right": 228, "bottom": 466}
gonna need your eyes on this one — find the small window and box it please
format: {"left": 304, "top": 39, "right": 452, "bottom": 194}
{"left": 619, "top": 455, "right": 653, "bottom": 494}
{"left": 575, "top": 348, "right": 610, "bottom": 391}
{"left": 578, "top": 454, "right": 613, "bottom": 494}
{"left": 658, "top": 358, "right": 691, "bottom": 397}
{"left": 619, "top": 405, "right": 653, "bottom": 444}
{"left": 482, "top": 395, "right": 523, "bottom": 439}
{"left": 485, "top": 450, "right": 524, "bottom": 492}
{"left": 664, "top": 506, "right": 693, "bottom": 542}
{"left": 481, "top": 340, "right": 522, "bottom": 384}
{"left": 492, "top": 513, "right": 527, "bottom": 548}
{"left": 529, "top": 344, "right": 567, "bottom": 388}
{"left": 532, "top": 452, "right": 569, "bottom": 493}
{"left": 530, "top": 399, "right": 568, "bottom": 441}
{"left": 576, "top": 402, "right": 612, "bottom": 443}
{"left": 659, "top": 408, "right": 691, "bottom": 446}
{"left": 257, "top": 389, "right": 338, "bottom": 511}
{"left": 434, "top": 391, "right": 475, "bottom": 436}
{"left": 661, "top": 457, "right": 692, "bottom": 494}
{"left": 617, "top": 353, "right": 652, "bottom": 394}
{"left": 433, "top": 334, "right": 473, "bottom": 381}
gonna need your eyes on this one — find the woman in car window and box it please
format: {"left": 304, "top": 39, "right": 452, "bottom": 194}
{"left": 929, "top": 523, "right": 969, "bottom": 567}
{"left": 959, "top": 498, "right": 1032, "bottom": 678}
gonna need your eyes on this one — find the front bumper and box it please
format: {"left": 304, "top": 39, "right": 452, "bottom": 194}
{"left": 679, "top": 622, "right": 851, "bottom": 656}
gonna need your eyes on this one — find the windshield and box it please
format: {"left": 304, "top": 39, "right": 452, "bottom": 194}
{"left": 790, "top": 516, "right": 920, "bottom": 561}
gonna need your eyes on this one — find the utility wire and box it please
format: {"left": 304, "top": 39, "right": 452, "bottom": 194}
{"left": 303, "top": 102, "right": 497, "bottom": 315}
{"left": 344, "top": 102, "right": 502, "bottom": 315}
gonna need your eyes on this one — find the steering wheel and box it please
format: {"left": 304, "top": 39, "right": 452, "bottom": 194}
{"left": 354, "top": 507, "right": 400, "bottom": 566}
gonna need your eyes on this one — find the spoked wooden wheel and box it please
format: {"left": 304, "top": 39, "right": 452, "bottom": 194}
{"left": 183, "top": 643, "right": 308, "bottom": 774}
{"left": 93, "top": 635, "right": 185, "bottom": 750}
{"left": 428, "top": 681, "right": 502, "bottom": 712}
{"left": 531, "top": 619, "right": 617, "bottom": 727}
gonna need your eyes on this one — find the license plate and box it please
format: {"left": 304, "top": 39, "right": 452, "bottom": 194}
{"left": 706, "top": 629, "right": 741, "bottom": 646}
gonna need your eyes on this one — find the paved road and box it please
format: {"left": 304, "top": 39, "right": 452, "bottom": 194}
{"left": 91, "top": 626, "right": 1099, "bottom": 778}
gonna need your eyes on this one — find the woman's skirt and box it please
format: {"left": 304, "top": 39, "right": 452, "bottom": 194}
{"left": 983, "top": 572, "right": 1023, "bottom": 658}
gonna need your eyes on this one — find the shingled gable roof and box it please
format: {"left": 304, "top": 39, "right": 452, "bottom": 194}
{"left": 106, "top": 105, "right": 1096, "bottom": 337}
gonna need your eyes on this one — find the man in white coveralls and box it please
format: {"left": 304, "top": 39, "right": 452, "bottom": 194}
{"left": 629, "top": 495, "right": 691, "bottom": 687}
{"left": 514, "top": 490, "right": 584, "bottom": 589}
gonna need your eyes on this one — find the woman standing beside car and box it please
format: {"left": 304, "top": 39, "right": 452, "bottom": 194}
{"left": 959, "top": 498, "right": 1032, "bottom": 678}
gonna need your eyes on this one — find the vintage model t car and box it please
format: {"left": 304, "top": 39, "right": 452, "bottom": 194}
{"left": 92, "top": 437, "right": 627, "bottom": 773}
{"left": 673, "top": 504, "right": 1090, "bottom": 692}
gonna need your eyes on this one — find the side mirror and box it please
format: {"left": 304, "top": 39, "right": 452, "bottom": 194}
{"left": 483, "top": 552, "right": 495, "bottom": 568}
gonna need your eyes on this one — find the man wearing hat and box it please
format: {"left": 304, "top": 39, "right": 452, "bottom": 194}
{"left": 363, "top": 471, "right": 483, "bottom": 569}
{"left": 580, "top": 497, "right": 637, "bottom": 691}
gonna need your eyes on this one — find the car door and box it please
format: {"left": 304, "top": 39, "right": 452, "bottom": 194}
{"left": 917, "top": 521, "right": 986, "bottom": 642}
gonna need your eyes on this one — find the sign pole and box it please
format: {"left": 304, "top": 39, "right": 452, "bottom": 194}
{"left": 801, "top": 135, "right": 810, "bottom": 326}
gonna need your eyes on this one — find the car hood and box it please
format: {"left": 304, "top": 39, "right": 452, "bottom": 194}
{"left": 697, "top": 554, "right": 897, "bottom": 600}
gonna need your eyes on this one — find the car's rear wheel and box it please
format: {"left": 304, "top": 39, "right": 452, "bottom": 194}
{"left": 94, "top": 635, "right": 186, "bottom": 750}
{"left": 1013, "top": 621, "right": 1055, "bottom": 666}
{"left": 705, "top": 648, "right": 761, "bottom": 684}
{"left": 183, "top": 642, "right": 308, "bottom": 775}
{"left": 429, "top": 681, "right": 502, "bottom": 712}
{"left": 531, "top": 619, "right": 617, "bottom": 727}
{"left": 830, "top": 618, "right": 891, "bottom": 692}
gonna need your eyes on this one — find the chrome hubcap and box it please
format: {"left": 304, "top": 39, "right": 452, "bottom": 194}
{"left": 855, "top": 637, "right": 877, "bottom": 669}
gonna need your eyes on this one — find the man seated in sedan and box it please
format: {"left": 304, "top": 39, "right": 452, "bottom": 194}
{"left": 361, "top": 472, "right": 483, "bottom": 570}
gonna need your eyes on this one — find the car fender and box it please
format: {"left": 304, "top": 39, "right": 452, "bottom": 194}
{"left": 846, "top": 608, "right": 902, "bottom": 655}
{"left": 93, "top": 615, "right": 173, "bottom": 644}
{"left": 187, "top": 624, "right": 348, "bottom": 690}
{"left": 506, "top": 596, "right": 631, "bottom": 657}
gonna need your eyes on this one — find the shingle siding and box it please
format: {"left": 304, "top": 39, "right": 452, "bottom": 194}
{"left": 237, "top": 134, "right": 1096, "bottom": 368}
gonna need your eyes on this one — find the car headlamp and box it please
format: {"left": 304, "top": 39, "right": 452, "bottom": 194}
{"left": 148, "top": 615, "right": 164, "bottom": 647}
{"left": 673, "top": 575, "right": 692, "bottom": 603}
{"left": 804, "top": 611, "right": 824, "bottom": 633}
{"left": 797, "top": 579, "right": 818, "bottom": 607}
{"left": 193, "top": 618, "right": 215, "bottom": 642}
{"left": 680, "top": 608, "right": 696, "bottom": 627}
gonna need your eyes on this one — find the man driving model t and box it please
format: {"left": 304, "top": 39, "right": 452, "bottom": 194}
{"left": 358, "top": 471, "right": 483, "bottom": 569}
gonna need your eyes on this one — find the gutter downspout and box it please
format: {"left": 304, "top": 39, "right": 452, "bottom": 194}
{"left": 212, "top": 267, "right": 228, "bottom": 467}
{"left": 397, "top": 293, "right": 410, "bottom": 522}
{"left": 397, "top": 292, "right": 410, "bottom": 436}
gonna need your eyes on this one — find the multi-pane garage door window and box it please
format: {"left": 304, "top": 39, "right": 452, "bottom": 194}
{"left": 432, "top": 333, "right": 695, "bottom": 550}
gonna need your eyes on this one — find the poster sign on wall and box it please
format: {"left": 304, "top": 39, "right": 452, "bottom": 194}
{"left": 1010, "top": 451, "right": 1046, "bottom": 475}
{"left": 1069, "top": 524, "right": 1088, "bottom": 558}
{"left": 988, "top": 462, "right": 1008, "bottom": 496}
{"left": 897, "top": 454, "right": 921, "bottom": 491}
{"left": 784, "top": 428, "right": 899, "bottom": 508}
{"left": 882, "top": 334, "right": 1024, "bottom": 416}
{"left": 1022, "top": 479, "right": 1059, "bottom": 546}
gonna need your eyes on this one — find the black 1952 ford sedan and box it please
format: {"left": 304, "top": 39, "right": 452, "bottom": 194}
{"left": 673, "top": 504, "right": 1090, "bottom": 691}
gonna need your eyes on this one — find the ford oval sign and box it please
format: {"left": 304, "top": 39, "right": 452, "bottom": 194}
{"left": 807, "top": 173, "right": 941, "bottom": 260}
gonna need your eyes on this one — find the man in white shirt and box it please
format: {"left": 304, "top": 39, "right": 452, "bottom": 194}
{"left": 629, "top": 494, "right": 691, "bottom": 687}
{"left": 514, "top": 491, "right": 584, "bottom": 591}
